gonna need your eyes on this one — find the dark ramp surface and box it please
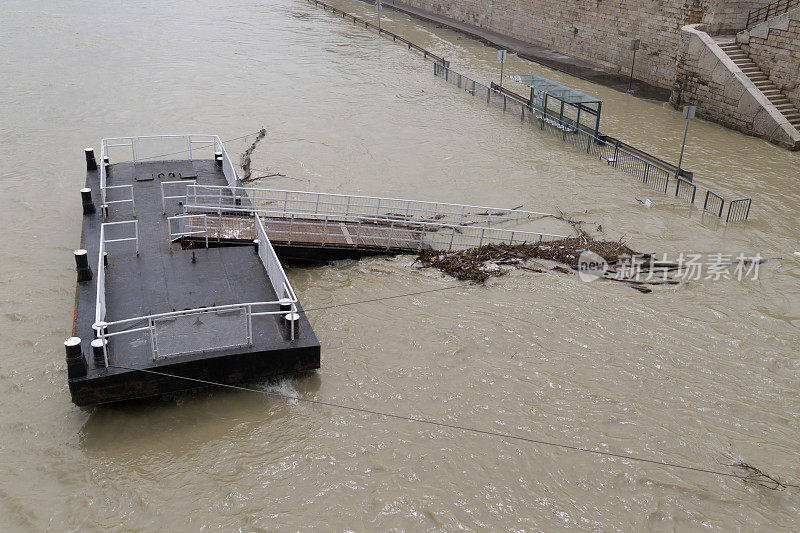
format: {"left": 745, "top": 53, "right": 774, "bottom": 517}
{"left": 70, "top": 159, "right": 320, "bottom": 406}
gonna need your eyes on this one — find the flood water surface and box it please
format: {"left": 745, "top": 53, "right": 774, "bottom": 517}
{"left": 1, "top": 0, "right": 799, "bottom": 530}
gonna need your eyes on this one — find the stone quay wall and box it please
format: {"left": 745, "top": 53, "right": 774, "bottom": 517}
{"left": 397, "top": 0, "right": 771, "bottom": 89}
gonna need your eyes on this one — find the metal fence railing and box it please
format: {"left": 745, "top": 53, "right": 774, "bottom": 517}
{"left": 176, "top": 183, "right": 569, "bottom": 249}
{"left": 306, "top": 0, "right": 445, "bottom": 63}
{"left": 250, "top": 211, "right": 567, "bottom": 251}
{"left": 97, "top": 301, "right": 297, "bottom": 362}
{"left": 183, "top": 184, "right": 557, "bottom": 227}
{"left": 168, "top": 214, "right": 211, "bottom": 247}
{"left": 726, "top": 198, "right": 752, "bottom": 223}
{"left": 433, "top": 63, "right": 752, "bottom": 221}
{"left": 93, "top": 220, "right": 140, "bottom": 367}
{"left": 746, "top": 0, "right": 799, "bottom": 28}
{"left": 703, "top": 190, "right": 725, "bottom": 217}
{"left": 173, "top": 185, "right": 568, "bottom": 251}
{"left": 161, "top": 180, "right": 196, "bottom": 214}
{"left": 675, "top": 177, "right": 697, "bottom": 203}
{"left": 94, "top": 220, "right": 299, "bottom": 364}
{"left": 99, "top": 134, "right": 239, "bottom": 219}
{"left": 255, "top": 213, "right": 298, "bottom": 310}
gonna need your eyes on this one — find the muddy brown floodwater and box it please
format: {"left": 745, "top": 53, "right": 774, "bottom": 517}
{"left": 1, "top": 0, "right": 799, "bottom": 529}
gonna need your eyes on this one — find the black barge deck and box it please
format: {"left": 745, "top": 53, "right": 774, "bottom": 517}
{"left": 69, "top": 135, "right": 320, "bottom": 406}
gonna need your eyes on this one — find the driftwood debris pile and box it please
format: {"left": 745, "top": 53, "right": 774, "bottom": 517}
{"left": 416, "top": 237, "right": 634, "bottom": 283}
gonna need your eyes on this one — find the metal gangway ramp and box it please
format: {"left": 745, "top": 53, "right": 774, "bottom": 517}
{"left": 166, "top": 185, "right": 571, "bottom": 254}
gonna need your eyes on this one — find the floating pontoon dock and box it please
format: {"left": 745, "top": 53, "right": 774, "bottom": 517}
{"left": 68, "top": 135, "right": 320, "bottom": 405}
{"left": 67, "top": 134, "right": 569, "bottom": 405}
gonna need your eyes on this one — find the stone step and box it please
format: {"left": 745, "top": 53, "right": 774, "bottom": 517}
{"left": 748, "top": 74, "right": 769, "bottom": 81}
{"left": 727, "top": 52, "right": 747, "bottom": 58}
{"left": 783, "top": 113, "right": 800, "bottom": 121}
{"left": 754, "top": 81, "right": 776, "bottom": 88}
{"left": 733, "top": 59, "right": 755, "bottom": 65}
{"left": 775, "top": 103, "right": 795, "bottom": 110}
{"left": 762, "top": 89, "right": 782, "bottom": 95}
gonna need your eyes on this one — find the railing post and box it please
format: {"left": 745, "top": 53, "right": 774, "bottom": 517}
{"left": 135, "top": 220, "right": 140, "bottom": 256}
{"left": 247, "top": 305, "right": 253, "bottom": 345}
{"left": 386, "top": 220, "right": 395, "bottom": 251}
{"left": 322, "top": 215, "right": 328, "bottom": 246}
{"left": 149, "top": 317, "right": 157, "bottom": 359}
{"left": 204, "top": 215, "right": 209, "bottom": 248}
{"left": 479, "top": 228, "right": 486, "bottom": 247}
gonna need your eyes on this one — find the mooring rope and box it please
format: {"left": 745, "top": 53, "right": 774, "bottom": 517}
{"left": 107, "top": 363, "right": 799, "bottom": 490}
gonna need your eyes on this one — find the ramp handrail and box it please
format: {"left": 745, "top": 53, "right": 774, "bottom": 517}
{"left": 746, "top": 0, "right": 799, "bottom": 28}
{"left": 172, "top": 208, "right": 567, "bottom": 251}
{"left": 185, "top": 184, "right": 558, "bottom": 227}
{"left": 255, "top": 213, "right": 298, "bottom": 303}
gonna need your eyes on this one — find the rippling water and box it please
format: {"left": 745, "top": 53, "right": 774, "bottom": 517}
{"left": 1, "top": 0, "right": 799, "bottom": 529}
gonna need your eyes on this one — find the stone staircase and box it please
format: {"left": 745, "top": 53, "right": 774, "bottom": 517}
{"left": 718, "top": 39, "right": 800, "bottom": 132}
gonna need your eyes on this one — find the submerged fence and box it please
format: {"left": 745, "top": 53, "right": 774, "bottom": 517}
{"left": 305, "top": 0, "right": 752, "bottom": 223}
{"left": 433, "top": 63, "right": 752, "bottom": 222}
{"left": 307, "top": 0, "right": 444, "bottom": 62}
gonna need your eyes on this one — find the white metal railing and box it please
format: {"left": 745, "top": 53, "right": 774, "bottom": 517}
{"left": 99, "top": 134, "right": 240, "bottom": 219}
{"left": 255, "top": 213, "right": 298, "bottom": 303}
{"left": 168, "top": 214, "right": 210, "bottom": 247}
{"left": 171, "top": 209, "right": 566, "bottom": 251}
{"left": 94, "top": 220, "right": 140, "bottom": 367}
{"left": 161, "top": 180, "right": 196, "bottom": 214}
{"left": 102, "top": 184, "right": 135, "bottom": 217}
{"left": 177, "top": 185, "right": 566, "bottom": 250}
{"left": 94, "top": 213, "right": 299, "bottom": 364}
{"left": 185, "top": 184, "right": 556, "bottom": 228}
{"left": 96, "top": 300, "right": 298, "bottom": 362}
{"left": 253, "top": 211, "right": 565, "bottom": 251}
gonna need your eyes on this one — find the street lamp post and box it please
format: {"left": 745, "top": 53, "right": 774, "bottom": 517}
{"left": 676, "top": 105, "right": 696, "bottom": 179}
{"left": 628, "top": 39, "right": 640, "bottom": 93}
{"left": 498, "top": 49, "right": 507, "bottom": 88}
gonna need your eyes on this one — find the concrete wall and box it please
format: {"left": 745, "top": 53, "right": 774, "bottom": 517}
{"left": 398, "top": 0, "right": 771, "bottom": 90}
{"left": 672, "top": 24, "right": 799, "bottom": 149}
{"left": 738, "top": 8, "right": 800, "bottom": 109}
